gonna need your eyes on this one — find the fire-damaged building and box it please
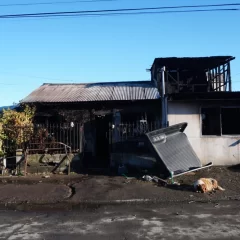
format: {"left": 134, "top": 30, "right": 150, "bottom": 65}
{"left": 18, "top": 55, "right": 240, "bottom": 173}
{"left": 21, "top": 81, "right": 161, "bottom": 170}
{"left": 150, "top": 56, "right": 240, "bottom": 166}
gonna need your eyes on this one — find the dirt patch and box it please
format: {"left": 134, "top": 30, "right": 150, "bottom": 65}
{"left": 0, "top": 183, "right": 72, "bottom": 204}
{"left": 0, "top": 174, "right": 88, "bottom": 185}
{"left": 1, "top": 167, "right": 240, "bottom": 205}
{"left": 70, "top": 167, "right": 240, "bottom": 203}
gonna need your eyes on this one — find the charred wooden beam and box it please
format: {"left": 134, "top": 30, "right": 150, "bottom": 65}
{"left": 228, "top": 62, "right": 232, "bottom": 92}
{"left": 207, "top": 69, "right": 211, "bottom": 92}
{"left": 218, "top": 65, "right": 221, "bottom": 91}
{"left": 177, "top": 70, "right": 180, "bottom": 93}
{"left": 222, "top": 64, "right": 226, "bottom": 91}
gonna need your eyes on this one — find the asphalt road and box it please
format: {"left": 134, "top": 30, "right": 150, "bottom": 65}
{"left": 1, "top": 201, "right": 240, "bottom": 240}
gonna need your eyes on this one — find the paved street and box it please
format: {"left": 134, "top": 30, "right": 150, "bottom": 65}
{"left": 1, "top": 201, "right": 240, "bottom": 240}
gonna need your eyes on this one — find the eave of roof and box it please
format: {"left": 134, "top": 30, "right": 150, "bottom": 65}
{"left": 168, "top": 91, "right": 240, "bottom": 101}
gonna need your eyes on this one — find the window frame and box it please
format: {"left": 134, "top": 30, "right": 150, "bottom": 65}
{"left": 200, "top": 106, "right": 240, "bottom": 137}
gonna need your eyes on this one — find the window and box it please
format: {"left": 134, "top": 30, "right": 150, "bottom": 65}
{"left": 201, "top": 107, "right": 240, "bottom": 136}
{"left": 201, "top": 108, "right": 221, "bottom": 135}
{"left": 221, "top": 108, "right": 240, "bottom": 135}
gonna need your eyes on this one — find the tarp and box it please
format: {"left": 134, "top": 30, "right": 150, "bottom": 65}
{"left": 145, "top": 122, "right": 212, "bottom": 178}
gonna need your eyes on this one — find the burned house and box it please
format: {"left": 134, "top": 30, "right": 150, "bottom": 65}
{"left": 21, "top": 81, "right": 161, "bottom": 170}
{"left": 150, "top": 56, "right": 240, "bottom": 166}
{"left": 15, "top": 55, "right": 239, "bottom": 174}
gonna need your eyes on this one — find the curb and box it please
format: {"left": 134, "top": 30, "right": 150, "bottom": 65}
{"left": 1, "top": 197, "right": 240, "bottom": 211}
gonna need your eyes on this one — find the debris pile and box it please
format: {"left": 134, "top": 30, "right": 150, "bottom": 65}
{"left": 142, "top": 175, "right": 167, "bottom": 186}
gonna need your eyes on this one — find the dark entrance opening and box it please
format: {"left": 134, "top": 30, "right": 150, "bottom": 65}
{"left": 221, "top": 107, "right": 240, "bottom": 135}
{"left": 94, "top": 114, "right": 112, "bottom": 168}
{"left": 201, "top": 107, "right": 221, "bottom": 136}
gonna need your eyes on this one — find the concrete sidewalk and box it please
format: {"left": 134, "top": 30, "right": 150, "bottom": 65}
{"left": 0, "top": 166, "right": 240, "bottom": 208}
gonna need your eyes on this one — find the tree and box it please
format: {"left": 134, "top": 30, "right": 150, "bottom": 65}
{"left": 0, "top": 104, "right": 36, "bottom": 155}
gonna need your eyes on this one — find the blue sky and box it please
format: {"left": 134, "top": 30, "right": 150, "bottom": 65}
{"left": 0, "top": 0, "right": 240, "bottom": 106}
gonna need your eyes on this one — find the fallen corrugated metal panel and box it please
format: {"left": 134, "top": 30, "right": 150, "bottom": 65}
{"left": 21, "top": 81, "right": 160, "bottom": 103}
{"left": 145, "top": 122, "right": 212, "bottom": 179}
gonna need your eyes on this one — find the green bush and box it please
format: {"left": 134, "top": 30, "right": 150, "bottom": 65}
{"left": 0, "top": 150, "right": 4, "bottom": 157}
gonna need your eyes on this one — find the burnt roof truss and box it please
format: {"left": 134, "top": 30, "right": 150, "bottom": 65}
{"left": 152, "top": 56, "right": 234, "bottom": 94}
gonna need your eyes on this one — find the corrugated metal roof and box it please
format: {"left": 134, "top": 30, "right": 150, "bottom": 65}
{"left": 22, "top": 81, "right": 160, "bottom": 103}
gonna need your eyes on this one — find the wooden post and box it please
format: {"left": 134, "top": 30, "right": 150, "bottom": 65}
{"left": 68, "top": 159, "right": 71, "bottom": 175}
{"left": 212, "top": 68, "right": 217, "bottom": 91}
{"left": 207, "top": 69, "right": 210, "bottom": 92}
{"left": 222, "top": 64, "right": 226, "bottom": 91}
{"left": 79, "top": 124, "right": 83, "bottom": 154}
{"left": 177, "top": 70, "right": 180, "bottom": 93}
{"left": 166, "top": 70, "right": 169, "bottom": 93}
{"left": 69, "top": 146, "right": 71, "bottom": 175}
{"left": 211, "top": 69, "right": 215, "bottom": 90}
{"left": 218, "top": 66, "right": 221, "bottom": 91}
{"left": 68, "top": 147, "right": 71, "bottom": 175}
{"left": 228, "top": 62, "right": 232, "bottom": 92}
{"left": 24, "top": 149, "right": 28, "bottom": 177}
{"left": 216, "top": 67, "right": 218, "bottom": 91}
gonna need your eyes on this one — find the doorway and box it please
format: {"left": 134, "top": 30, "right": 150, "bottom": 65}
{"left": 95, "top": 114, "right": 112, "bottom": 168}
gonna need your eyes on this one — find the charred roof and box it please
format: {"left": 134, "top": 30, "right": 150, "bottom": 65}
{"left": 169, "top": 91, "right": 240, "bottom": 101}
{"left": 152, "top": 56, "right": 235, "bottom": 71}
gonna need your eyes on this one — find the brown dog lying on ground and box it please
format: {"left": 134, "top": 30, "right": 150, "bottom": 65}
{"left": 193, "top": 178, "right": 225, "bottom": 193}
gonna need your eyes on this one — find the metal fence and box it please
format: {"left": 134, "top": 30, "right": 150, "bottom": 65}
{"left": 113, "top": 120, "right": 162, "bottom": 141}
{"left": 1, "top": 123, "right": 83, "bottom": 155}
{"left": 1, "top": 120, "right": 162, "bottom": 156}
{"left": 110, "top": 120, "right": 161, "bottom": 154}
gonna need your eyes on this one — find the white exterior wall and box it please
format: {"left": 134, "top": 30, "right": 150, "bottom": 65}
{"left": 168, "top": 102, "right": 240, "bottom": 166}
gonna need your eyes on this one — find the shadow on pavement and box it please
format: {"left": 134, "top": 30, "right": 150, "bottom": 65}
{"left": 167, "top": 183, "right": 194, "bottom": 192}
{"left": 228, "top": 164, "right": 240, "bottom": 172}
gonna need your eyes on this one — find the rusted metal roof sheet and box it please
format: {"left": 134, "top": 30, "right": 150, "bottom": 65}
{"left": 22, "top": 81, "right": 160, "bottom": 103}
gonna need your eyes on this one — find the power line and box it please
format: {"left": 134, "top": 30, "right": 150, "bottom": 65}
{"left": 1, "top": 3, "right": 240, "bottom": 19}
{"left": 3, "top": 8, "right": 238, "bottom": 20}
{"left": 0, "top": 0, "right": 118, "bottom": 7}
{"left": 1, "top": 8, "right": 239, "bottom": 19}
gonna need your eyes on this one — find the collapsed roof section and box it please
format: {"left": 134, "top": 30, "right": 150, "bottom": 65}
{"left": 151, "top": 56, "right": 235, "bottom": 94}
{"left": 152, "top": 56, "right": 234, "bottom": 71}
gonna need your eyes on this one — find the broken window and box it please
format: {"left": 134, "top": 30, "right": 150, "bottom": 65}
{"left": 201, "top": 107, "right": 240, "bottom": 136}
{"left": 201, "top": 107, "right": 221, "bottom": 136}
{"left": 221, "top": 108, "right": 240, "bottom": 135}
